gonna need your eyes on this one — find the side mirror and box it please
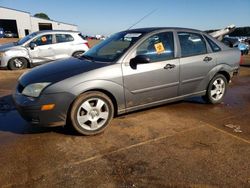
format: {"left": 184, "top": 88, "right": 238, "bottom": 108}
{"left": 130, "top": 55, "right": 150, "bottom": 69}
{"left": 29, "top": 42, "right": 37, "bottom": 50}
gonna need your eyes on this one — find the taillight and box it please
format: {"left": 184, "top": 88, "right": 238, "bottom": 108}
{"left": 84, "top": 42, "right": 90, "bottom": 48}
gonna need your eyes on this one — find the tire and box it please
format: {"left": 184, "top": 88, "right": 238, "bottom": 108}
{"left": 203, "top": 74, "right": 228, "bottom": 104}
{"left": 70, "top": 91, "right": 114, "bottom": 135}
{"left": 72, "top": 51, "right": 84, "bottom": 58}
{"left": 8, "top": 57, "right": 28, "bottom": 70}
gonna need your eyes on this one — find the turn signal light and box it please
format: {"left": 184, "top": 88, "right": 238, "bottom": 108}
{"left": 41, "top": 104, "right": 55, "bottom": 111}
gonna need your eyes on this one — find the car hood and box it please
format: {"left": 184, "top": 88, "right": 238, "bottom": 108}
{"left": 19, "top": 57, "right": 109, "bottom": 86}
{"left": 0, "top": 42, "right": 24, "bottom": 52}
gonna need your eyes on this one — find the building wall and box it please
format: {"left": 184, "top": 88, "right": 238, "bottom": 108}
{"left": 0, "top": 7, "right": 31, "bottom": 37}
{"left": 31, "top": 17, "right": 78, "bottom": 32}
{"left": 0, "top": 7, "right": 78, "bottom": 38}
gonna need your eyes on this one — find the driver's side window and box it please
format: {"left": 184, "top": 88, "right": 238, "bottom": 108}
{"left": 136, "top": 32, "right": 175, "bottom": 62}
{"left": 32, "top": 34, "right": 53, "bottom": 46}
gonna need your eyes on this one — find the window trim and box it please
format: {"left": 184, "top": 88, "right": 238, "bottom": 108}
{"left": 122, "top": 29, "right": 177, "bottom": 65}
{"left": 177, "top": 31, "right": 208, "bottom": 58}
{"left": 134, "top": 31, "right": 176, "bottom": 63}
{"left": 31, "top": 34, "right": 54, "bottom": 46}
{"left": 55, "top": 33, "right": 74, "bottom": 43}
{"left": 204, "top": 35, "right": 221, "bottom": 53}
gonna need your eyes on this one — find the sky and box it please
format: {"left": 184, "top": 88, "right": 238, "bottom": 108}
{"left": 0, "top": 0, "right": 250, "bottom": 36}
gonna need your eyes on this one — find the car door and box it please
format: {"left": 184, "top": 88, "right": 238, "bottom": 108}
{"left": 52, "top": 34, "right": 75, "bottom": 59}
{"left": 177, "top": 32, "right": 217, "bottom": 95}
{"left": 28, "top": 34, "right": 56, "bottom": 64}
{"left": 122, "top": 31, "right": 180, "bottom": 110}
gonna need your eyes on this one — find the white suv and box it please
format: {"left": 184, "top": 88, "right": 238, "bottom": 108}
{"left": 0, "top": 30, "right": 90, "bottom": 70}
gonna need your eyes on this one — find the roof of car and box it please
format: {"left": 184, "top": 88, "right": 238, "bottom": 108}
{"left": 34, "top": 30, "right": 80, "bottom": 34}
{"left": 124, "top": 27, "right": 202, "bottom": 33}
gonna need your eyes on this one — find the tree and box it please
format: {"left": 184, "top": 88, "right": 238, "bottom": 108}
{"left": 34, "top": 13, "right": 50, "bottom": 20}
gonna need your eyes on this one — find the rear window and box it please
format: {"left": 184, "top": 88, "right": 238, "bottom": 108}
{"left": 204, "top": 36, "right": 221, "bottom": 52}
{"left": 55, "top": 34, "right": 74, "bottom": 43}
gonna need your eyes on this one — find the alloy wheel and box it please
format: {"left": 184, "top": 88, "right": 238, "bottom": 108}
{"left": 76, "top": 98, "right": 109, "bottom": 131}
{"left": 14, "top": 58, "right": 24, "bottom": 68}
{"left": 210, "top": 78, "right": 226, "bottom": 101}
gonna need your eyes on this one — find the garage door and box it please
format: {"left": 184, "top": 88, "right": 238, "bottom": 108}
{"left": 39, "top": 23, "right": 52, "bottom": 31}
{"left": 0, "top": 19, "right": 19, "bottom": 38}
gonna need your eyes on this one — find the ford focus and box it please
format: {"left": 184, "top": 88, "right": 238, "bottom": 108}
{"left": 13, "top": 27, "right": 241, "bottom": 135}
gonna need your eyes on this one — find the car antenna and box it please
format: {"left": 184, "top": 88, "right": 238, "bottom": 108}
{"left": 127, "top": 9, "right": 158, "bottom": 30}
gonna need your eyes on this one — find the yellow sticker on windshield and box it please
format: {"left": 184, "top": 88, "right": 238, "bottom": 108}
{"left": 154, "top": 42, "right": 165, "bottom": 54}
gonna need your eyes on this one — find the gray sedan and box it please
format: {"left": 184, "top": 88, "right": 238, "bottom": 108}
{"left": 13, "top": 27, "right": 240, "bottom": 135}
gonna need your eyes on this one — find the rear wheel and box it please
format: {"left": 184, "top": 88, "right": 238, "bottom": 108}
{"left": 70, "top": 91, "right": 114, "bottom": 135}
{"left": 72, "top": 51, "right": 85, "bottom": 58}
{"left": 203, "top": 74, "right": 228, "bottom": 104}
{"left": 8, "top": 57, "right": 28, "bottom": 70}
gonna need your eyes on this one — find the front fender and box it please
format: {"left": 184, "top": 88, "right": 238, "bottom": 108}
{"left": 3, "top": 48, "right": 30, "bottom": 66}
{"left": 70, "top": 80, "right": 126, "bottom": 114}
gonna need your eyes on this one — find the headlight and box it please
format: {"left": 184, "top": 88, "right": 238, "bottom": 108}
{"left": 22, "top": 82, "right": 51, "bottom": 97}
{"left": 0, "top": 52, "right": 4, "bottom": 57}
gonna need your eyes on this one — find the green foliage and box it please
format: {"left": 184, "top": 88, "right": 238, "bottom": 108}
{"left": 34, "top": 13, "right": 50, "bottom": 20}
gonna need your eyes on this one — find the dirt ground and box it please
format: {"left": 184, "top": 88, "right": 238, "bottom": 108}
{"left": 0, "top": 39, "right": 250, "bottom": 187}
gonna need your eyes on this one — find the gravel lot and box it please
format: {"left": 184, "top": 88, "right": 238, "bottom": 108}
{"left": 0, "top": 39, "right": 250, "bottom": 187}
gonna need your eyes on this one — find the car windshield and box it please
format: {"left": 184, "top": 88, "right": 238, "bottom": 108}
{"left": 17, "top": 33, "right": 38, "bottom": 45}
{"left": 83, "top": 32, "right": 144, "bottom": 62}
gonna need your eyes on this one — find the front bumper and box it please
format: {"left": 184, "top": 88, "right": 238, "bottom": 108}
{"left": 233, "top": 68, "right": 239, "bottom": 76}
{"left": 13, "top": 92, "right": 75, "bottom": 127}
{"left": 0, "top": 55, "right": 8, "bottom": 68}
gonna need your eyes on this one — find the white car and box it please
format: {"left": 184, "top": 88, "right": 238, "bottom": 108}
{"left": 0, "top": 30, "right": 90, "bottom": 70}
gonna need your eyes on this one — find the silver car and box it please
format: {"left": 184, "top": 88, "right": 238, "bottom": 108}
{"left": 0, "top": 30, "right": 89, "bottom": 70}
{"left": 13, "top": 27, "right": 240, "bottom": 135}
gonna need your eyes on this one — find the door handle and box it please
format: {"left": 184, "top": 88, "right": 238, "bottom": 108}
{"left": 203, "top": 56, "right": 213, "bottom": 62}
{"left": 164, "top": 64, "right": 176, "bottom": 69}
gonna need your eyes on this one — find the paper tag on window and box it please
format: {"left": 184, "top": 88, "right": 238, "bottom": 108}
{"left": 125, "top": 33, "right": 142, "bottom": 38}
{"left": 41, "top": 36, "right": 47, "bottom": 42}
{"left": 154, "top": 42, "right": 165, "bottom": 54}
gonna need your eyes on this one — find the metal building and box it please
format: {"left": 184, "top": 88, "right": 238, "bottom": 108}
{"left": 0, "top": 6, "right": 78, "bottom": 38}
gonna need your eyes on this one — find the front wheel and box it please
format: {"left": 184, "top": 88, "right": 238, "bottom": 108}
{"left": 8, "top": 57, "right": 28, "bottom": 70}
{"left": 203, "top": 74, "right": 228, "bottom": 104}
{"left": 70, "top": 91, "right": 114, "bottom": 135}
{"left": 72, "top": 51, "right": 85, "bottom": 58}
